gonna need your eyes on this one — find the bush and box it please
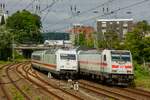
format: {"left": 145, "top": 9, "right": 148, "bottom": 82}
{"left": 134, "top": 61, "right": 150, "bottom": 79}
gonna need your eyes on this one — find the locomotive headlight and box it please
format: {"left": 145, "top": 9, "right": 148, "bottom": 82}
{"left": 112, "top": 70, "right": 116, "bottom": 72}
{"left": 128, "top": 75, "right": 134, "bottom": 79}
{"left": 127, "top": 70, "right": 131, "bottom": 74}
{"left": 73, "top": 66, "right": 77, "bottom": 68}
{"left": 112, "top": 75, "right": 117, "bottom": 78}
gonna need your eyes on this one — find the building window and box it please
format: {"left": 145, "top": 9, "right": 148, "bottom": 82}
{"left": 110, "top": 22, "right": 113, "bottom": 24}
{"left": 123, "top": 22, "right": 128, "bottom": 27}
{"left": 116, "top": 27, "right": 120, "bottom": 30}
{"left": 102, "top": 21, "right": 106, "bottom": 24}
{"left": 102, "top": 29, "right": 106, "bottom": 33}
{"left": 102, "top": 23, "right": 107, "bottom": 27}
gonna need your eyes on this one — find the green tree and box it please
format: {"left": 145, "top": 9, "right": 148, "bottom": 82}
{"left": 1, "top": 15, "right": 5, "bottom": 25}
{"left": 143, "top": 37, "right": 150, "bottom": 62}
{"left": 96, "top": 31, "right": 120, "bottom": 49}
{"left": 74, "top": 32, "right": 86, "bottom": 47}
{"left": 6, "top": 10, "right": 43, "bottom": 44}
{"left": 86, "top": 37, "right": 94, "bottom": 48}
{"left": 124, "top": 20, "right": 150, "bottom": 63}
{"left": 0, "top": 26, "right": 12, "bottom": 60}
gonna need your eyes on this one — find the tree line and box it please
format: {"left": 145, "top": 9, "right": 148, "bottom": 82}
{"left": 74, "top": 20, "right": 150, "bottom": 64}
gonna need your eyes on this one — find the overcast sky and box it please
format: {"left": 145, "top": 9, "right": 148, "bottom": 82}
{"left": 2, "top": 0, "right": 150, "bottom": 32}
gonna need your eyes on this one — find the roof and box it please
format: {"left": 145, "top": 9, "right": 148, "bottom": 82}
{"left": 97, "top": 18, "right": 133, "bottom": 22}
{"left": 79, "top": 50, "right": 101, "bottom": 54}
{"left": 42, "top": 32, "right": 70, "bottom": 41}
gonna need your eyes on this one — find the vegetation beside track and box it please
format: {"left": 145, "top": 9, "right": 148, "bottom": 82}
{"left": 0, "top": 58, "right": 27, "bottom": 65}
{"left": 10, "top": 87, "right": 24, "bottom": 100}
{"left": 134, "top": 62, "right": 150, "bottom": 90}
{"left": 0, "top": 61, "right": 11, "bottom": 65}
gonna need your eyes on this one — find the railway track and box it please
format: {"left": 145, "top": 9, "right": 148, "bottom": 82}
{"left": 5, "top": 63, "right": 31, "bottom": 100}
{"left": 24, "top": 64, "right": 84, "bottom": 100}
{"left": 79, "top": 80, "right": 135, "bottom": 100}
{"left": 0, "top": 64, "right": 12, "bottom": 100}
{"left": 29, "top": 64, "right": 150, "bottom": 100}
{"left": 30, "top": 66, "right": 96, "bottom": 100}
{"left": 16, "top": 63, "right": 63, "bottom": 100}
{"left": 16, "top": 63, "right": 83, "bottom": 100}
{"left": 79, "top": 80, "right": 150, "bottom": 100}
{"left": 1, "top": 62, "right": 49, "bottom": 100}
{"left": 122, "top": 88, "right": 150, "bottom": 98}
{"left": 2, "top": 62, "right": 150, "bottom": 100}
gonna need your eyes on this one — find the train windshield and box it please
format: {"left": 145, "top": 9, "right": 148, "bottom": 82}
{"left": 111, "top": 51, "right": 131, "bottom": 62}
{"left": 60, "top": 54, "right": 76, "bottom": 60}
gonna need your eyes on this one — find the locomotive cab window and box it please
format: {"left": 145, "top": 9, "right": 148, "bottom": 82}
{"left": 111, "top": 51, "right": 131, "bottom": 62}
{"left": 60, "top": 54, "right": 76, "bottom": 60}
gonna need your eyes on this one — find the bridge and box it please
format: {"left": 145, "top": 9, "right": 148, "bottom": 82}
{"left": 15, "top": 44, "right": 52, "bottom": 50}
{"left": 15, "top": 44, "right": 72, "bottom": 58}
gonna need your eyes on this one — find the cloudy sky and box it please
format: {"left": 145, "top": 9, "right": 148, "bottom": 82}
{"left": 2, "top": 0, "right": 150, "bottom": 32}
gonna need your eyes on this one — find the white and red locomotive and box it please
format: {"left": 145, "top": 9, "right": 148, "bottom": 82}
{"left": 31, "top": 49, "right": 78, "bottom": 79}
{"left": 78, "top": 49, "right": 134, "bottom": 85}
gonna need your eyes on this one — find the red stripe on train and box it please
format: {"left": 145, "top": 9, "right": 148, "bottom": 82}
{"left": 112, "top": 65, "right": 119, "bottom": 68}
{"left": 112, "top": 65, "right": 132, "bottom": 68}
{"left": 79, "top": 60, "right": 107, "bottom": 67}
{"left": 125, "top": 66, "right": 132, "bottom": 68}
{"left": 32, "top": 60, "right": 56, "bottom": 68}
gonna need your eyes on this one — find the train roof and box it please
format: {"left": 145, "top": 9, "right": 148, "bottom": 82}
{"left": 78, "top": 49, "right": 131, "bottom": 54}
{"left": 57, "top": 48, "right": 77, "bottom": 54}
{"left": 32, "top": 50, "right": 47, "bottom": 55}
{"left": 32, "top": 48, "right": 77, "bottom": 55}
{"left": 78, "top": 49, "right": 101, "bottom": 54}
{"left": 108, "top": 49, "right": 131, "bottom": 53}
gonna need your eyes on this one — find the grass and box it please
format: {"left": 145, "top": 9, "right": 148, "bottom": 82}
{"left": 35, "top": 96, "right": 41, "bottom": 100}
{"left": 0, "top": 58, "right": 27, "bottom": 65}
{"left": 0, "top": 61, "right": 11, "bottom": 65}
{"left": 134, "top": 62, "right": 150, "bottom": 90}
{"left": 22, "top": 85, "right": 30, "bottom": 92}
{"left": 10, "top": 87, "right": 24, "bottom": 100}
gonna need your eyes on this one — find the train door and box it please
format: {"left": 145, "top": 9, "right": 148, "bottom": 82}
{"left": 101, "top": 54, "right": 107, "bottom": 73}
{"left": 100, "top": 51, "right": 108, "bottom": 81}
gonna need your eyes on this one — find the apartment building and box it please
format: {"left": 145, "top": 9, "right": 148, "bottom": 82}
{"left": 68, "top": 24, "right": 95, "bottom": 44}
{"left": 97, "top": 19, "right": 133, "bottom": 39}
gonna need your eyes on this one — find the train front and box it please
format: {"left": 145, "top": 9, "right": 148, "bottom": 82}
{"left": 110, "top": 50, "right": 134, "bottom": 85}
{"left": 56, "top": 49, "right": 78, "bottom": 79}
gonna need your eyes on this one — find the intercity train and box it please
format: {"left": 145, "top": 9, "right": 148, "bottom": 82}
{"left": 78, "top": 49, "right": 134, "bottom": 86}
{"left": 31, "top": 48, "right": 78, "bottom": 79}
{"left": 31, "top": 48, "right": 134, "bottom": 85}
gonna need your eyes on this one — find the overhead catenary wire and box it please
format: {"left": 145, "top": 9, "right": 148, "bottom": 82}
{"left": 49, "top": 0, "right": 115, "bottom": 27}
{"left": 40, "top": 0, "right": 56, "bottom": 12}
{"left": 53, "top": 0, "right": 150, "bottom": 32}
{"left": 42, "top": 0, "right": 56, "bottom": 22}
{"left": 25, "top": 0, "right": 36, "bottom": 10}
